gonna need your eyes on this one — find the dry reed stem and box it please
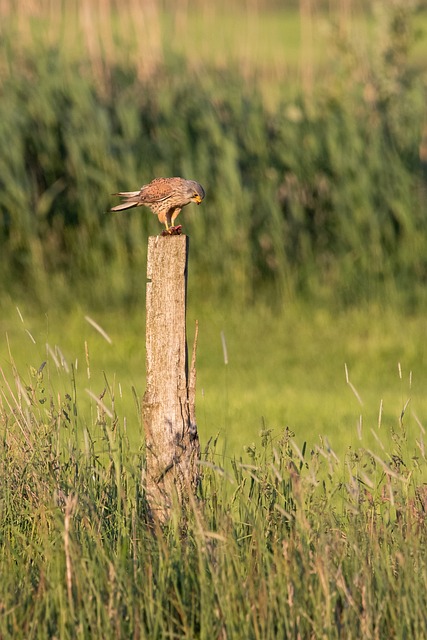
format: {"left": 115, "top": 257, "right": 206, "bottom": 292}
{"left": 64, "top": 493, "right": 78, "bottom": 614}
{"left": 0, "top": 0, "right": 362, "bottom": 89}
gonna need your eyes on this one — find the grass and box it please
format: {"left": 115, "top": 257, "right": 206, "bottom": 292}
{"left": 2, "top": 2, "right": 426, "bottom": 88}
{"left": 1, "top": 3, "right": 427, "bottom": 633}
{"left": 0, "top": 1, "right": 426, "bottom": 309}
{"left": 1, "top": 300, "right": 426, "bottom": 459}
{"left": 0, "top": 43, "right": 425, "bottom": 309}
{"left": 1, "top": 313, "right": 427, "bottom": 637}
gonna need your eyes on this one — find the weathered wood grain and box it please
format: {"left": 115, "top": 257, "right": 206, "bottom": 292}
{"left": 143, "top": 235, "right": 200, "bottom": 523}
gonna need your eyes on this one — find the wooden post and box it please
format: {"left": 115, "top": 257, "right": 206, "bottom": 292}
{"left": 143, "top": 235, "right": 200, "bottom": 523}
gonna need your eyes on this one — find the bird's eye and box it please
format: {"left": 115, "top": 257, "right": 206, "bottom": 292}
{"left": 193, "top": 193, "right": 198, "bottom": 198}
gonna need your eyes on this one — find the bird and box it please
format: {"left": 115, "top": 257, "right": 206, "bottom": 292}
{"left": 110, "top": 177, "right": 205, "bottom": 234}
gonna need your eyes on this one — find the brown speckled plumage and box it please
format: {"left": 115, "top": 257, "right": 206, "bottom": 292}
{"left": 110, "top": 177, "right": 205, "bottom": 232}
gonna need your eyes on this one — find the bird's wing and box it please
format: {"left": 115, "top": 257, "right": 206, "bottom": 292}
{"left": 138, "top": 177, "right": 182, "bottom": 203}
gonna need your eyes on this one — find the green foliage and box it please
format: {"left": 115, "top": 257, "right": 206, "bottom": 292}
{"left": 0, "top": 2, "right": 425, "bottom": 308}
{"left": 1, "top": 360, "right": 426, "bottom": 638}
{"left": 1, "top": 5, "right": 426, "bottom": 634}
{"left": 272, "top": 2, "right": 427, "bottom": 301}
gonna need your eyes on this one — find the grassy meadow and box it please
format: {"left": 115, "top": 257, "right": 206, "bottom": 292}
{"left": 1, "top": 0, "right": 427, "bottom": 637}
{"left": 2, "top": 304, "right": 427, "bottom": 638}
{"left": 2, "top": 299, "right": 427, "bottom": 458}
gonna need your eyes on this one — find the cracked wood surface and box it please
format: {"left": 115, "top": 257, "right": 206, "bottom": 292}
{"left": 143, "top": 235, "right": 200, "bottom": 523}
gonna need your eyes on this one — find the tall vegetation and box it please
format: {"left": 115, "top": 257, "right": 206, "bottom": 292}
{"left": 1, "top": 356, "right": 426, "bottom": 638}
{"left": 1, "top": 4, "right": 427, "bottom": 637}
{"left": 0, "top": 0, "right": 425, "bottom": 308}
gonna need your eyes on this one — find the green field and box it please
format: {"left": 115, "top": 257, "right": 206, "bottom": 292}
{"left": 1, "top": 0, "right": 427, "bottom": 637}
{"left": 2, "top": 298, "right": 426, "bottom": 467}
{"left": 2, "top": 301, "right": 427, "bottom": 638}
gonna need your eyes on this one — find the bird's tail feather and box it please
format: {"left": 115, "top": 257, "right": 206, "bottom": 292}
{"left": 110, "top": 201, "right": 139, "bottom": 212}
{"left": 110, "top": 190, "right": 141, "bottom": 212}
{"left": 112, "top": 190, "right": 141, "bottom": 198}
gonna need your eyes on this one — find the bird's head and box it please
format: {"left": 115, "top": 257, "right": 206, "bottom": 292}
{"left": 186, "top": 180, "right": 206, "bottom": 205}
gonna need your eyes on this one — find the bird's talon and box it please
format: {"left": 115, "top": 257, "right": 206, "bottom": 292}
{"left": 161, "top": 225, "right": 182, "bottom": 237}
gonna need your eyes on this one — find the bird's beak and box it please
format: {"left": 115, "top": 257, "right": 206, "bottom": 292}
{"left": 193, "top": 195, "right": 202, "bottom": 205}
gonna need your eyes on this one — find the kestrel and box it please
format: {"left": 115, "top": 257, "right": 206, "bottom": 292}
{"left": 110, "top": 177, "right": 205, "bottom": 234}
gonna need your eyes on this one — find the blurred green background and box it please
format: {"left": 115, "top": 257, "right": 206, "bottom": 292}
{"left": 1, "top": 0, "right": 426, "bottom": 457}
